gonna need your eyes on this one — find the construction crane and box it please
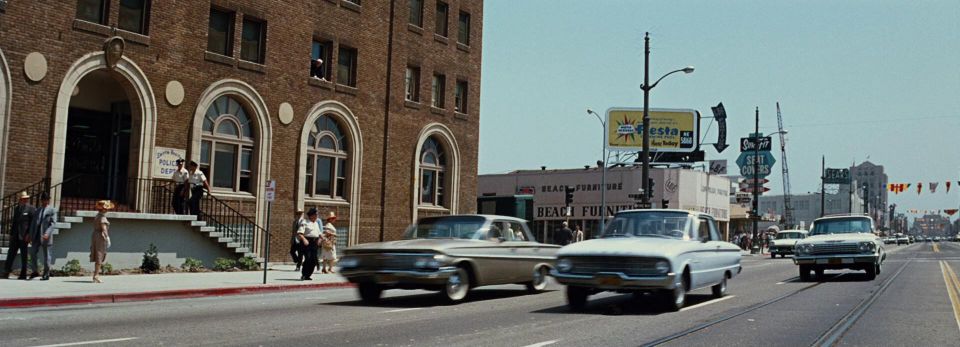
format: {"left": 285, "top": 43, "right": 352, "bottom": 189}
{"left": 776, "top": 102, "right": 794, "bottom": 228}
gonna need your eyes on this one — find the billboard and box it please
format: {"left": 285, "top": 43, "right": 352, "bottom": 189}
{"left": 606, "top": 108, "right": 698, "bottom": 152}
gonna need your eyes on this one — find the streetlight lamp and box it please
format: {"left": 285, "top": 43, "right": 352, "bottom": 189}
{"left": 640, "top": 32, "right": 694, "bottom": 206}
{"left": 586, "top": 109, "right": 607, "bottom": 235}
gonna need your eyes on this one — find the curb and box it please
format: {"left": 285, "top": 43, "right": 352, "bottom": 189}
{"left": 0, "top": 281, "right": 355, "bottom": 309}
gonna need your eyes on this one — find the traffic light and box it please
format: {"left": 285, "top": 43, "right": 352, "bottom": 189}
{"left": 564, "top": 186, "right": 575, "bottom": 206}
{"left": 647, "top": 178, "right": 656, "bottom": 199}
{"left": 662, "top": 199, "right": 670, "bottom": 209}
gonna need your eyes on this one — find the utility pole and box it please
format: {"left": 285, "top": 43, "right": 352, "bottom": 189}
{"left": 641, "top": 32, "right": 652, "bottom": 207}
{"left": 751, "top": 107, "right": 760, "bottom": 255}
{"left": 820, "top": 156, "right": 825, "bottom": 218}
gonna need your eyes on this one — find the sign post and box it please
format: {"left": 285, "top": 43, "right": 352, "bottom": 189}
{"left": 262, "top": 179, "right": 276, "bottom": 284}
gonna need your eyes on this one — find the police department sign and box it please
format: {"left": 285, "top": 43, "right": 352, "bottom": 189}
{"left": 153, "top": 147, "right": 186, "bottom": 178}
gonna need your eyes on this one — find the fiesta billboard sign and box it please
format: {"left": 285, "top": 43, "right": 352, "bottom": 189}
{"left": 606, "top": 108, "right": 698, "bottom": 152}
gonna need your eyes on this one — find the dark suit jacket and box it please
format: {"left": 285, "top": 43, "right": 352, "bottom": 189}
{"left": 11, "top": 204, "right": 36, "bottom": 242}
{"left": 30, "top": 205, "right": 57, "bottom": 246}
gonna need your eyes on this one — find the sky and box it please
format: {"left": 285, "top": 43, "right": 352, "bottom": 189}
{"left": 478, "top": 0, "right": 960, "bottom": 221}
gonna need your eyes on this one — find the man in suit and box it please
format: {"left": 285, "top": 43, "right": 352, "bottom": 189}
{"left": 30, "top": 192, "right": 56, "bottom": 280}
{"left": 3, "top": 192, "right": 36, "bottom": 279}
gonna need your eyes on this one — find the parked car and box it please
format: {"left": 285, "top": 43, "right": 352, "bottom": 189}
{"left": 551, "top": 209, "right": 741, "bottom": 311}
{"left": 338, "top": 215, "right": 560, "bottom": 303}
{"left": 768, "top": 229, "right": 808, "bottom": 258}
{"left": 934, "top": 236, "right": 942, "bottom": 242}
{"left": 793, "top": 215, "right": 884, "bottom": 281}
{"left": 882, "top": 236, "right": 895, "bottom": 245}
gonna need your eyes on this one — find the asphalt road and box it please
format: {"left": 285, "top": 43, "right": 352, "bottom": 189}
{"left": 2, "top": 242, "right": 959, "bottom": 347}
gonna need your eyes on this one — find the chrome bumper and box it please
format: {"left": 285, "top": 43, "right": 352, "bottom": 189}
{"left": 794, "top": 254, "right": 878, "bottom": 266}
{"left": 550, "top": 270, "right": 677, "bottom": 290}
{"left": 340, "top": 267, "right": 458, "bottom": 286}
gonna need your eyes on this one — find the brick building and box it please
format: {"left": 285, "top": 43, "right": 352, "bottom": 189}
{"left": 0, "top": 0, "right": 482, "bottom": 261}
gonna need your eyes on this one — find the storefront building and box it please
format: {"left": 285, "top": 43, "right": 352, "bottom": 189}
{"left": 0, "top": 1, "right": 482, "bottom": 262}
{"left": 478, "top": 166, "right": 731, "bottom": 242}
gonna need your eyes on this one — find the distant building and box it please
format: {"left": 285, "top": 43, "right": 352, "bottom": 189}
{"left": 913, "top": 214, "right": 952, "bottom": 237}
{"left": 850, "top": 161, "right": 888, "bottom": 226}
{"left": 757, "top": 188, "right": 864, "bottom": 229}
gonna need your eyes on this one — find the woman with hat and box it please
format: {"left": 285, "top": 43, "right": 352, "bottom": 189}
{"left": 90, "top": 200, "right": 113, "bottom": 283}
{"left": 296, "top": 208, "right": 322, "bottom": 280}
{"left": 320, "top": 211, "right": 338, "bottom": 274}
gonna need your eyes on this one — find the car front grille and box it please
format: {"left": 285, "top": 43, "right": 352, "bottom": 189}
{"left": 810, "top": 243, "right": 859, "bottom": 255}
{"left": 567, "top": 256, "right": 663, "bottom": 277}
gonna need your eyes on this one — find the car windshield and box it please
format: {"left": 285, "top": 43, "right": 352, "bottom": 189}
{"left": 776, "top": 232, "right": 803, "bottom": 240}
{"left": 601, "top": 211, "right": 692, "bottom": 239}
{"left": 403, "top": 216, "right": 487, "bottom": 240}
{"left": 810, "top": 218, "right": 872, "bottom": 236}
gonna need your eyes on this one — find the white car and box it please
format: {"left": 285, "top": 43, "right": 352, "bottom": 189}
{"left": 768, "top": 229, "right": 808, "bottom": 258}
{"left": 793, "top": 215, "right": 884, "bottom": 281}
{"left": 551, "top": 209, "right": 742, "bottom": 311}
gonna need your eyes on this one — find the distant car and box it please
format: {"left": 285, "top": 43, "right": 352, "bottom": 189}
{"left": 882, "top": 237, "right": 895, "bottom": 245}
{"left": 895, "top": 234, "right": 909, "bottom": 245}
{"left": 338, "top": 215, "right": 559, "bottom": 303}
{"left": 934, "top": 236, "right": 942, "bottom": 242}
{"left": 768, "top": 230, "right": 808, "bottom": 258}
{"left": 552, "top": 209, "right": 741, "bottom": 311}
{"left": 794, "top": 215, "right": 885, "bottom": 281}
{"left": 954, "top": 235, "right": 960, "bottom": 242}
{"left": 925, "top": 236, "right": 932, "bottom": 242}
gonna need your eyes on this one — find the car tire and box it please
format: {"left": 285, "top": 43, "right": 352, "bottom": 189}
{"left": 664, "top": 274, "right": 688, "bottom": 311}
{"left": 799, "top": 265, "right": 812, "bottom": 282}
{"left": 770, "top": 253, "right": 776, "bottom": 259}
{"left": 815, "top": 268, "right": 825, "bottom": 281}
{"left": 525, "top": 266, "right": 549, "bottom": 293}
{"left": 440, "top": 267, "right": 471, "bottom": 303}
{"left": 566, "top": 286, "right": 589, "bottom": 311}
{"left": 865, "top": 263, "right": 878, "bottom": 280}
{"left": 358, "top": 283, "right": 383, "bottom": 303}
{"left": 711, "top": 275, "right": 727, "bottom": 298}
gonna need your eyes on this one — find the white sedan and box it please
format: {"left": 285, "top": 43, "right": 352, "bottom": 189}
{"left": 551, "top": 209, "right": 742, "bottom": 311}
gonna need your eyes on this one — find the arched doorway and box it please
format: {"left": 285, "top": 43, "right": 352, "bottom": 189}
{"left": 63, "top": 70, "right": 134, "bottom": 202}
{"left": 0, "top": 48, "right": 11, "bottom": 195}
{"left": 52, "top": 52, "right": 156, "bottom": 210}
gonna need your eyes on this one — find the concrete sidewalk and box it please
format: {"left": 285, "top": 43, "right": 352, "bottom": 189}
{"left": 0, "top": 265, "right": 351, "bottom": 308}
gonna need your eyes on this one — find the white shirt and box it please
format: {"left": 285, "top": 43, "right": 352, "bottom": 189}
{"left": 187, "top": 170, "right": 207, "bottom": 187}
{"left": 298, "top": 220, "right": 322, "bottom": 238}
{"left": 172, "top": 167, "right": 189, "bottom": 184}
{"left": 324, "top": 222, "right": 337, "bottom": 235}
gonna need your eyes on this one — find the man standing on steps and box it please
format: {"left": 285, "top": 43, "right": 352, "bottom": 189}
{"left": 171, "top": 159, "right": 189, "bottom": 214}
{"left": 30, "top": 192, "right": 57, "bottom": 280}
{"left": 2, "top": 192, "right": 36, "bottom": 279}
{"left": 186, "top": 161, "right": 211, "bottom": 217}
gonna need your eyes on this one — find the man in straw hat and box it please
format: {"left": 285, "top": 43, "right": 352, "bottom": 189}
{"left": 3, "top": 191, "right": 36, "bottom": 279}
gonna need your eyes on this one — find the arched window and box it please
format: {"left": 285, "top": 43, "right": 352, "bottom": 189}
{"left": 305, "top": 114, "right": 348, "bottom": 199}
{"left": 419, "top": 137, "right": 446, "bottom": 207}
{"left": 200, "top": 95, "right": 256, "bottom": 193}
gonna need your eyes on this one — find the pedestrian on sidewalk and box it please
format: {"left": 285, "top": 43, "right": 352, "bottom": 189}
{"left": 555, "top": 222, "right": 573, "bottom": 245}
{"left": 29, "top": 192, "right": 57, "bottom": 280}
{"left": 171, "top": 159, "right": 189, "bottom": 214}
{"left": 2, "top": 191, "right": 35, "bottom": 280}
{"left": 290, "top": 208, "right": 304, "bottom": 271}
{"left": 90, "top": 200, "right": 113, "bottom": 283}
{"left": 320, "top": 211, "right": 338, "bottom": 274}
{"left": 573, "top": 224, "right": 585, "bottom": 243}
{"left": 297, "top": 208, "right": 322, "bottom": 280}
{"left": 186, "top": 161, "right": 211, "bottom": 216}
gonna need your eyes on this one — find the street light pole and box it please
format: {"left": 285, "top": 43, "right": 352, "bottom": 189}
{"left": 587, "top": 109, "right": 607, "bottom": 234}
{"left": 751, "top": 107, "right": 760, "bottom": 255}
{"left": 639, "top": 32, "right": 694, "bottom": 207}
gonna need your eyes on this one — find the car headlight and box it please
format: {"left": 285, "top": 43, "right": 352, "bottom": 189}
{"left": 858, "top": 242, "right": 876, "bottom": 253}
{"left": 655, "top": 260, "right": 670, "bottom": 274}
{"left": 338, "top": 257, "right": 358, "bottom": 268}
{"left": 557, "top": 258, "right": 573, "bottom": 272}
{"left": 796, "top": 243, "right": 813, "bottom": 255}
{"left": 414, "top": 255, "right": 446, "bottom": 269}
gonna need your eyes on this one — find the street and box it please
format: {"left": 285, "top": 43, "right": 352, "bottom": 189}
{"left": 2, "top": 242, "right": 959, "bottom": 347}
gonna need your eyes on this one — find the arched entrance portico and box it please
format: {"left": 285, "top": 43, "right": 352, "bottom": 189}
{"left": 52, "top": 52, "right": 157, "bottom": 209}
{"left": 0, "top": 48, "right": 11, "bottom": 195}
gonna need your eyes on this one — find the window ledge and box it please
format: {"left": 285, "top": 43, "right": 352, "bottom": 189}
{"left": 418, "top": 205, "right": 450, "bottom": 212}
{"left": 340, "top": 0, "right": 361, "bottom": 13}
{"left": 335, "top": 84, "right": 359, "bottom": 95}
{"left": 434, "top": 34, "right": 449, "bottom": 45}
{"left": 238, "top": 60, "right": 266, "bottom": 73}
{"left": 404, "top": 100, "right": 422, "bottom": 109}
{"left": 454, "top": 111, "right": 469, "bottom": 120}
{"left": 204, "top": 51, "right": 236, "bottom": 66}
{"left": 72, "top": 19, "right": 113, "bottom": 36}
{"left": 210, "top": 190, "right": 257, "bottom": 201}
{"left": 408, "top": 23, "right": 424, "bottom": 35}
{"left": 305, "top": 197, "right": 351, "bottom": 206}
{"left": 456, "top": 42, "right": 471, "bottom": 53}
{"left": 308, "top": 77, "right": 334, "bottom": 90}
{"left": 430, "top": 106, "right": 447, "bottom": 116}
{"left": 118, "top": 30, "right": 150, "bottom": 46}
